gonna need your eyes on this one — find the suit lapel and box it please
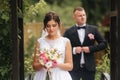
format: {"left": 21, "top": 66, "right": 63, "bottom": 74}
{"left": 82, "top": 25, "right": 90, "bottom": 45}
{"left": 73, "top": 26, "right": 82, "bottom": 45}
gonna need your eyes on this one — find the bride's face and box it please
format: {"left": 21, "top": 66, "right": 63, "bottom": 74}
{"left": 46, "top": 20, "right": 59, "bottom": 36}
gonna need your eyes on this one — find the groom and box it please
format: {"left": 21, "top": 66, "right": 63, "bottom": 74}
{"left": 63, "top": 7, "right": 107, "bottom": 80}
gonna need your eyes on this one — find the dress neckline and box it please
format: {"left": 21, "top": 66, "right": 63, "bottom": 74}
{"left": 43, "top": 36, "right": 62, "bottom": 48}
{"left": 44, "top": 36, "right": 62, "bottom": 41}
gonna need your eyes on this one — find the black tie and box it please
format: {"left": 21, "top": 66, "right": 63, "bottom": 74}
{"left": 77, "top": 26, "right": 86, "bottom": 29}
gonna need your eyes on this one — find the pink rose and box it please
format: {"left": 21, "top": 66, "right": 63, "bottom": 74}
{"left": 88, "top": 33, "right": 94, "bottom": 40}
{"left": 40, "top": 53, "right": 49, "bottom": 63}
{"left": 52, "top": 60, "right": 57, "bottom": 67}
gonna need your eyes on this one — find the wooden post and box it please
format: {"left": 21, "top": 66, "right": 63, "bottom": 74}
{"left": 117, "top": 0, "right": 120, "bottom": 79}
{"left": 11, "top": 0, "right": 24, "bottom": 79}
{"left": 11, "top": 0, "right": 19, "bottom": 79}
{"left": 18, "top": 0, "right": 24, "bottom": 79}
{"left": 110, "top": 0, "right": 120, "bottom": 80}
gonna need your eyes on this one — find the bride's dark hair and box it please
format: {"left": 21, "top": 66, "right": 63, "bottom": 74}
{"left": 43, "top": 11, "right": 60, "bottom": 30}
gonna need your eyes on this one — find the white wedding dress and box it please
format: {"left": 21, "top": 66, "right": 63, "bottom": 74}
{"left": 33, "top": 36, "right": 72, "bottom": 80}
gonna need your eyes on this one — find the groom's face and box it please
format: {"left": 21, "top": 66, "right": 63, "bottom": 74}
{"left": 73, "top": 10, "right": 87, "bottom": 25}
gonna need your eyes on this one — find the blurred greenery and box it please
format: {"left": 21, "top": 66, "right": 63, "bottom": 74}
{"left": 24, "top": 36, "right": 36, "bottom": 76}
{"left": 0, "top": 0, "right": 12, "bottom": 79}
{"left": 23, "top": 0, "right": 82, "bottom": 27}
{"left": 24, "top": 0, "right": 110, "bottom": 27}
{"left": 95, "top": 46, "right": 110, "bottom": 80}
{"left": 81, "top": 0, "right": 110, "bottom": 25}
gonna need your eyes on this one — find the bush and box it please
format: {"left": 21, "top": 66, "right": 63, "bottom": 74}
{"left": 95, "top": 46, "right": 110, "bottom": 80}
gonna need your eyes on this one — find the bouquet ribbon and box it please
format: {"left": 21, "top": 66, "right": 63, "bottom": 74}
{"left": 46, "top": 69, "right": 52, "bottom": 80}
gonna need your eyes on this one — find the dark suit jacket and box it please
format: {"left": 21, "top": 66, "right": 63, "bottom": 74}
{"left": 63, "top": 24, "right": 107, "bottom": 72}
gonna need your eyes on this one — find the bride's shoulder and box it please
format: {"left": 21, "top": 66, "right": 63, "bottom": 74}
{"left": 37, "top": 37, "right": 45, "bottom": 42}
{"left": 61, "top": 36, "right": 70, "bottom": 42}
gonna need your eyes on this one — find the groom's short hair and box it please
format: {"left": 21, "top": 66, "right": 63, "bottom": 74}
{"left": 73, "top": 7, "right": 85, "bottom": 13}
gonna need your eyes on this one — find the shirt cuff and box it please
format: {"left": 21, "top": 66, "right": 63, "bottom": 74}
{"left": 73, "top": 47, "right": 76, "bottom": 55}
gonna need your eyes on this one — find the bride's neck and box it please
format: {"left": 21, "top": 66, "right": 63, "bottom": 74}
{"left": 47, "top": 35, "right": 60, "bottom": 40}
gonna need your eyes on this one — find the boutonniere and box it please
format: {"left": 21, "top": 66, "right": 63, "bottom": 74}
{"left": 88, "top": 33, "right": 94, "bottom": 40}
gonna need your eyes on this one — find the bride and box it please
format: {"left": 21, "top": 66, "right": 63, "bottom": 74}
{"left": 33, "top": 11, "right": 73, "bottom": 80}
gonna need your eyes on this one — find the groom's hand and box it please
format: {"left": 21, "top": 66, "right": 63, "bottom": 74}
{"left": 82, "top": 46, "right": 90, "bottom": 53}
{"left": 75, "top": 46, "right": 82, "bottom": 54}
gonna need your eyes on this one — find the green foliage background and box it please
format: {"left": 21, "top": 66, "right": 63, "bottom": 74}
{"left": 0, "top": 0, "right": 12, "bottom": 79}
{"left": 24, "top": 0, "right": 110, "bottom": 27}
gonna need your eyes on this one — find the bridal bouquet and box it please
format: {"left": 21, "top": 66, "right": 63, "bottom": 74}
{"left": 36, "top": 48, "right": 61, "bottom": 69}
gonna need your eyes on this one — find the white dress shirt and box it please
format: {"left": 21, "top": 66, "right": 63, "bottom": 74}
{"left": 73, "top": 24, "right": 86, "bottom": 67}
{"left": 73, "top": 24, "right": 86, "bottom": 54}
